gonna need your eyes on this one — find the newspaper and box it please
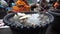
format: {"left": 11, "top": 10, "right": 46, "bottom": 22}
{"left": 0, "top": 19, "right": 9, "bottom": 28}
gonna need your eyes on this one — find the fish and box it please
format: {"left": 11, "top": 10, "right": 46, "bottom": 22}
{"left": 19, "top": 15, "right": 31, "bottom": 20}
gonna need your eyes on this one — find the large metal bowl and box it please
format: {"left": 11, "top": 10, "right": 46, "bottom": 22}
{"left": 3, "top": 12, "right": 54, "bottom": 34}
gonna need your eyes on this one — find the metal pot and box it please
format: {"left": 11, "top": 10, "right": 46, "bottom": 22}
{"left": 48, "top": 9, "right": 60, "bottom": 33}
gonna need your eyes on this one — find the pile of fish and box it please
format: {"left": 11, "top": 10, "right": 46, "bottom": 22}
{"left": 10, "top": 13, "right": 49, "bottom": 28}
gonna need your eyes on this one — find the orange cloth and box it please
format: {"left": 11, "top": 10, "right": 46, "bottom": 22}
{"left": 15, "top": 0, "right": 26, "bottom": 6}
{"left": 12, "top": 0, "right": 30, "bottom": 12}
{"left": 54, "top": 2, "right": 59, "bottom": 8}
{"left": 12, "top": 5, "right": 30, "bottom": 12}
